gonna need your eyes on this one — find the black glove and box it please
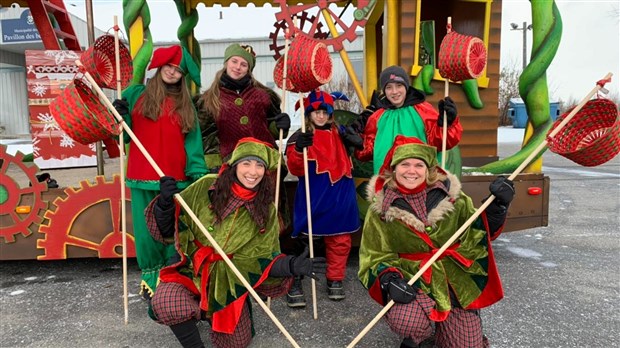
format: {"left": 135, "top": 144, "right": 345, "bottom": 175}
{"left": 341, "top": 126, "right": 363, "bottom": 150}
{"left": 154, "top": 202, "right": 176, "bottom": 238}
{"left": 380, "top": 272, "right": 417, "bottom": 304}
{"left": 274, "top": 113, "right": 291, "bottom": 132}
{"left": 485, "top": 199, "right": 508, "bottom": 236}
{"left": 489, "top": 176, "right": 515, "bottom": 206}
{"left": 290, "top": 247, "right": 326, "bottom": 280}
{"left": 269, "top": 247, "right": 326, "bottom": 280}
{"left": 112, "top": 98, "right": 129, "bottom": 116}
{"left": 158, "top": 176, "right": 181, "bottom": 209}
{"left": 437, "top": 96, "right": 457, "bottom": 127}
{"left": 294, "top": 131, "right": 314, "bottom": 152}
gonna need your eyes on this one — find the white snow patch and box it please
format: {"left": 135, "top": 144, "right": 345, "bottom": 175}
{"left": 506, "top": 246, "right": 542, "bottom": 259}
{"left": 540, "top": 261, "right": 557, "bottom": 268}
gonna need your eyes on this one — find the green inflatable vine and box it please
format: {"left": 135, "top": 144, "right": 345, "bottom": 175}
{"left": 466, "top": 0, "right": 562, "bottom": 174}
{"left": 123, "top": 0, "right": 153, "bottom": 85}
{"left": 462, "top": 79, "right": 483, "bottom": 109}
{"left": 174, "top": 0, "right": 201, "bottom": 90}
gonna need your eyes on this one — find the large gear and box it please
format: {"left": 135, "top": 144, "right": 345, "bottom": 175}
{"left": 0, "top": 144, "right": 47, "bottom": 243}
{"left": 37, "top": 175, "right": 135, "bottom": 260}
{"left": 273, "top": 0, "right": 375, "bottom": 52}
{"left": 269, "top": 10, "right": 328, "bottom": 61}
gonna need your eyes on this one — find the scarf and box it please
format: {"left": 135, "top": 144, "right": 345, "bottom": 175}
{"left": 220, "top": 73, "right": 251, "bottom": 93}
{"left": 217, "top": 182, "right": 265, "bottom": 230}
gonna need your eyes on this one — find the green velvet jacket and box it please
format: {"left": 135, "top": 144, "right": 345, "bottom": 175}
{"left": 157, "top": 175, "right": 285, "bottom": 334}
{"left": 358, "top": 172, "right": 503, "bottom": 321}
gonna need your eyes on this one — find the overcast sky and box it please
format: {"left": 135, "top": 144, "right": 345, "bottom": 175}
{"left": 65, "top": 0, "right": 619, "bottom": 101}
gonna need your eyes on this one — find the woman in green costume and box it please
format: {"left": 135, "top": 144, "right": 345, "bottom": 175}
{"left": 358, "top": 136, "right": 515, "bottom": 347}
{"left": 147, "top": 137, "right": 325, "bottom": 348}
{"left": 112, "top": 45, "right": 208, "bottom": 301}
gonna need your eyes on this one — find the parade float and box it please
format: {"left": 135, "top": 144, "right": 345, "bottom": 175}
{"left": 1, "top": 0, "right": 618, "bottom": 262}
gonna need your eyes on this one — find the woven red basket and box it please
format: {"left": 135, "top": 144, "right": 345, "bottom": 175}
{"left": 49, "top": 78, "right": 120, "bottom": 145}
{"left": 438, "top": 31, "right": 487, "bottom": 82}
{"left": 274, "top": 35, "right": 332, "bottom": 92}
{"left": 80, "top": 34, "right": 133, "bottom": 89}
{"left": 548, "top": 98, "right": 620, "bottom": 167}
{"left": 274, "top": 56, "right": 296, "bottom": 91}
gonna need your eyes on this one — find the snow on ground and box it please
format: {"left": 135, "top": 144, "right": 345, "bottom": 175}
{"left": 497, "top": 126, "right": 525, "bottom": 143}
{"left": 0, "top": 138, "right": 33, "bottom": 156}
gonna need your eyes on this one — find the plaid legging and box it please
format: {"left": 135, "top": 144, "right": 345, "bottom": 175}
{"left": 385, "top": 292, "right": 489, "bottom": 348}
{"left": 152, "top": 278, "right": 292, "bottom": 348}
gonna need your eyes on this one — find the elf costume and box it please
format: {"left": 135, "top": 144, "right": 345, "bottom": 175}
{"left": 358, "top": 136, "right": 509, "bottom": 347}
{"left": 208, "top": 44, "right": 285, "bottom": 160}
{"left": 146, "top": 138, "right": 298, "bottom": 347}
{"left": 355, "top": 65, "right": 463, "bottom": 174}
{"left": 120, "top": 45, "right": 208, "bottom": 299}
{"left": 286, "top": 91, "right": 360, "bottom": 285}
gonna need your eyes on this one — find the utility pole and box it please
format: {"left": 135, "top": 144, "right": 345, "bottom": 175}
{"left": 510, "top": 21, "right": 532, "bottom": 70}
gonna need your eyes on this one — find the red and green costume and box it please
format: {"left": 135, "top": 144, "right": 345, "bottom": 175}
{"left": 358, "top": 173, "right": 504, "bottom": 321}
{"left": 152, "top": 177, "right": 286, "bottom": 333}
{"left": 355, "top": 88, "right": 463, "bottom": 173}
{"left": 122, "top": 84, "right": 207, "bottom": 298}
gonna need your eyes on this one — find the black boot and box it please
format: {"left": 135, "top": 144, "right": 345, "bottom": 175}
{"left": 170, "top": 320, "right": 205, "bottom": 348}
{"left": 401, "top": 336, "right": 435, "bottom": 348}
{"left": 286, "top": 276, "right": 306, "bottom": 308}
{"left": 400, "top": 337, "right": 418, "bottom": 348}
{"left": 327, "top": 280, "right": 345, "bottom": 301}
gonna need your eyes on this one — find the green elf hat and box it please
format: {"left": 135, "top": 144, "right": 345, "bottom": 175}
{"left": 224, "top": 43, "right": 256, "bottom": 72}
{"left": 148, "top": 45, "right": 202, "bottom": 87}
{"left": 374, "top": 135, "right": 438, "bottom": 192}
{"left": 228, "top": 137, "right": 280, "bottom": 171}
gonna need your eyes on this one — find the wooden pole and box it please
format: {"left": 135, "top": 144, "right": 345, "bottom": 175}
{"left": 299, "top": 91, "right": 318, "bottom": 320}
{"left": 275, "top": 28, "right": 290, "bottom": 213}
{"left": 113, "top": 16, "right": 129, "bottom": 325}
{"left": 441, "top": 17, "right": 452, "bottom": 170}
{"left": 346, "top": 73, "right": 613, "bottom": 348}
{"left": 77, "top": 61, "right": 301, "bottom": 348}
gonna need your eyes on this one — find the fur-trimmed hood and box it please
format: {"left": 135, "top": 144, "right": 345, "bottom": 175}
{"left": 366, "top": 171, "right": 463, "bottom": 232}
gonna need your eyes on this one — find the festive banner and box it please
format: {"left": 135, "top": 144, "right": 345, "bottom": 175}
{"left": 25, "top": 50, "right": 97, "bottom": 169}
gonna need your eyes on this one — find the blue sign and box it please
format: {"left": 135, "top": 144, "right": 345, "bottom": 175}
{"left": 1, "top": 9, "right": 41, "bottom": 43}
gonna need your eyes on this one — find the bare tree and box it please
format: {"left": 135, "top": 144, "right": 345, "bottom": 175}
{"left": 558, "top": 96, "right": 579, "bottom": 114}
{"left": 559, "top": 90, "right": 618, "bottom": 115}
{"left": 325, "top": 74, "right": 363, "bottom": 114}
{"left": 498, "top": 65, "right": 521, "bottom": 126}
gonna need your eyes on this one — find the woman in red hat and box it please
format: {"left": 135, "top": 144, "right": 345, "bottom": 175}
{"left": 358, "top": 135, "right": 514, "bottom": 347}
{"left": 112, "top": 45, "right": 208, "bottom": 305}
{"left": 146, "top": 137, "right": 325, "bottom": 348}
{"left": 284, "top": 90, "right": 362, "bottom": 307}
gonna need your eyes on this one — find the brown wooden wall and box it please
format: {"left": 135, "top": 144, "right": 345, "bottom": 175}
{"left": 399, "top": 0, "right": 502, "bottom": 166}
